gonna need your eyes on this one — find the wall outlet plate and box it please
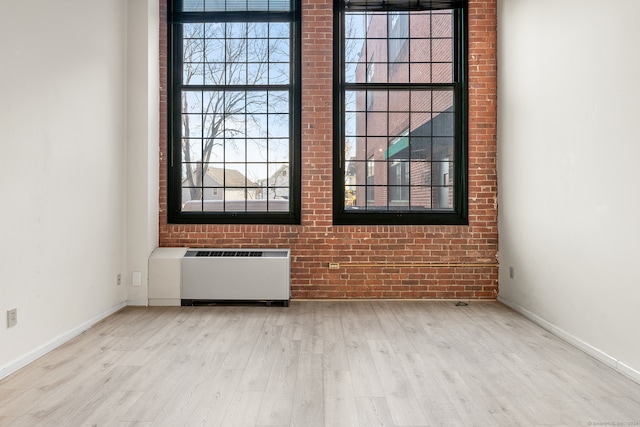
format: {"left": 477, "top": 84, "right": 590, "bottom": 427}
{"left": 132, "top": 271, "right": 142, "bottom": 286}
{"left": 7, "top": 308, "right": 17, "bottom": 328}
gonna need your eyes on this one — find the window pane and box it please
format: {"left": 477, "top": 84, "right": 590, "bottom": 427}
{"left": 431, "top": 63, "right": 453, "bottom": 83}
{"left": 409, "top": 13, "right": 431, "bottom": 38}
{"left": 409, "top": 136, "right": 431, "bottom": 160}
{"left": 269, "top": 38, "right": 290, "bottom": 62}
{"left": 345, "top": 13, "right": 367, "bottom": 39}
{"left": 241, "top": 92, "right": 264, "bottom": 114}
{"left": 182, "top": 114, "right": 202, "bottom": 138}
{"left": 345, "top": 111, "right": 357, "bottom": 139}
{"left": 204, "top": 62, "right": 225, "bottom": 85}
{"left": 204, "top": 37, "right": 224, "bottom": 63}
{"left": 224, "top": 91, "right": 246, "bottom": 114}
{"left": 432, "top": 112, "right": 454, "bottom": 136}
{"left": 344, "top": 10, "right": 454, "bottom": 85}
{"left": 270, "top": 22, "right": 290, "bottom": 38}
{"left": 225, "top": 190, "right": 248, "bottom": 211}
{"left": 209, "top": 138, "right": 224, "bottom": 161}
{"left": 225, "top": 139, "right": 246, "bottom": 162}
{"left": 268, "top": 197, "right": 289, "bottom": 212}
{"left": 268, "top": 91, "right": 289, "bottom": 113}
{"left": 171, "top": 2, "right": 299, "bottom": 221}
{"left": 247, "top": 163, "right": 268, "bottom": 187}
{"left": 184, "top": 23, "right": 204, "bottom": 39}
{"left": 432, "top": 38, "right": 453, "bottom": 62}
{"left": 432, "top": 12, "right": 453, "bottom": 37}
{"left": 388, "top": 90, "right": 409, "bottom": 111}
{"left": 268, "top": 114, "right": 289, "bottom": 137}
{"left": 247, "top": 63, "right": 268, "bottom": 85}
{"left": 184, "top": 139, "right": 203, "bottom": 162}
{"left": 225, "top": 165, "right": 247, "bottom": 187}
{"left": 248, "top": 23, "right": 269, "bottom": 39}
{"left": 433, "top": 182, "right": 454, "bottom": 210}
{"left": 226, "top": 37, "right": 247, "bottom": 61}
{"left": 193, "top": 0, "right": 291, "bottom": 12}
{"left": 367, "top": 113, "right": 388, "bottom": 135}
{"left": 410, "top": 187, "right": 432, "bottom": 209}
{"left": 432, "top": 161, "right": 453, "bottom": 185}
{"left": 408, "top": 63, "right": 431, "bottom": 83}
{"left": 345, "top": 62, "right": 359, "bottom": 83}
{"left": 183, "top": 91, "right": 202, "bottom": 113}
{"left": 433, "top": 137, "right": 454, "bottom": 161}
{"left": 337, "top": 6, "right": 464, "bottom": 222}
{"left": 343, "top": 87, "right": 457, "bottom": 209}
{"left": 268, "top": 163, "right": 288, "bottom": 185}
{"left": 184, "top": 63, "right": 204, "bottom": 85}
{"left": 269, "top": 139, "right": 289, "bottom": 162}
{"left": 389, "top": 62, "right": 408, "bottom": 83}
{"left": 386, "top": 134, "right": 409, "bottom": 160}
{"left": 223, "top": 114, "right": 244, "bottom": 137}
{"left": 433, "top": 91, "right": 454, "bottom": 112}
{"left": 367, "top": 90, "right": 388, "bottom": 111}
{"left": 388, "top": 112, "right": 409, "bottom": 135}
{"left": 247, "top": 139, "right": 268, "bottom": 162}
{"left": 184, "top": 0, "right": 204, "bottom": 12}
{"left": 227, "top": 22, "right": 247, "bottom": 38}
{"left": 269, "top": 63, "right": 290, "bottom": 84}
{"left": 409, "top": 38, "right": 430, "bottom": 62}
{"left": 247, "top": 114, "right": 268, "bottom": 138}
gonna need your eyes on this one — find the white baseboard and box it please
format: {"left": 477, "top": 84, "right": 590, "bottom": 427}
{"left": 127, "top": 299, "right": 149, "bottom": 307}
{"left": 498, "top": 295, "right": 640, "bottom": 385}
{"left": 149, "top": 298, "right": 180, "bottom": 306}
{"left": 0, "top": 301, "right": 127, "bottom": 381}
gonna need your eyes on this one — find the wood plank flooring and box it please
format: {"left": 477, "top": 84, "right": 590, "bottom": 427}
{"left": 1, "top": 301, "right": 639, "bottom": 426}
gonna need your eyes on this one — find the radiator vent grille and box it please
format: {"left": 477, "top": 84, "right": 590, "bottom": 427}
{"left": 184, "top": 249, "right": 288, "bottom": 258}
{"left": 187, "top": 250, "right": 263, "bottom": 257}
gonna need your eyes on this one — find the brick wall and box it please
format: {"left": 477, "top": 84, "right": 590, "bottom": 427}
{"left": 158, "top": 0, "right": 498, "bottom": 299}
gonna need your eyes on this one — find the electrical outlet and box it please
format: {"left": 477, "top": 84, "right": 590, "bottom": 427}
{"left": 7, "top": 308, "right": 17, "bottom": 328}
{"left": 117, "top": 273, "right": 122, "bottom": 286}
{"left": 329, "top": 262, "right": 340, "bottom": 270}
{"left": 132, "top": 271, "right": 142, "bottom": 287}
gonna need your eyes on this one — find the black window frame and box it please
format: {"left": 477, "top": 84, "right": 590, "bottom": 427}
{"left": 167, "top": 0, "right": 302, "bottom": 224}
{"left": 333, "top": 0, "right": 468, "bottom": 225}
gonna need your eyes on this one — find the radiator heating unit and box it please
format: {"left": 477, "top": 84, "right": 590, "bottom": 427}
{"left": 181, "top": 249, "right": 290, "bottom": 306}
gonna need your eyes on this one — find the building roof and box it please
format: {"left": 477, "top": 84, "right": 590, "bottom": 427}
{"left": 206, "top": 167, "right": 255, "bottom": 187}
{"left": 181, "top": 167, "right": 255, "bottom": 187}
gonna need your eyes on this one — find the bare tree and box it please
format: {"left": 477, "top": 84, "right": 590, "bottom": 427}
{"left": 181, "top": 22, "right": 289, "bottom": 201}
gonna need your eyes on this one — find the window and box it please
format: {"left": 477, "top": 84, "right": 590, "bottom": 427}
{"left": 388, "top": 11, "right": 408, "bottom": 62}
{"left": 366, "top": 155, "right": 375, "bottom": 205}
{"left": 168, "top": 0, "right": 301, "bottom": 224}
{"left": 334, "top": 0, "right": 468, "bottom": 225}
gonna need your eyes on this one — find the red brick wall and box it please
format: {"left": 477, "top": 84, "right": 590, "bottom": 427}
{"left": 158, "top": 0, "right": 498, "bottom": 300}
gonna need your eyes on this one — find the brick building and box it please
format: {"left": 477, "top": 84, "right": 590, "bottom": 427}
{"left": 349, "top": 10, "right": 456, "bottom": 210}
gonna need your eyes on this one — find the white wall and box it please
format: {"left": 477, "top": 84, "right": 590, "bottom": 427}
{"left": 126, "top": 0, "right": 160, "bottom": 306}
{"left": 498, "top": 0, "right": 640, "bottom": 380}
{"left": 0, "top": 0, "right": 159, "bottom": 377}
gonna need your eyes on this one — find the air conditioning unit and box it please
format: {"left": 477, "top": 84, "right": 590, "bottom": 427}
{"left": 181, "top": 249, "right": 290, "bottom": 306}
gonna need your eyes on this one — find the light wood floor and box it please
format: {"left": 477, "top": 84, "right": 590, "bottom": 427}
{"left": 1, "top": 301, "right": 639, "bottom": 426}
